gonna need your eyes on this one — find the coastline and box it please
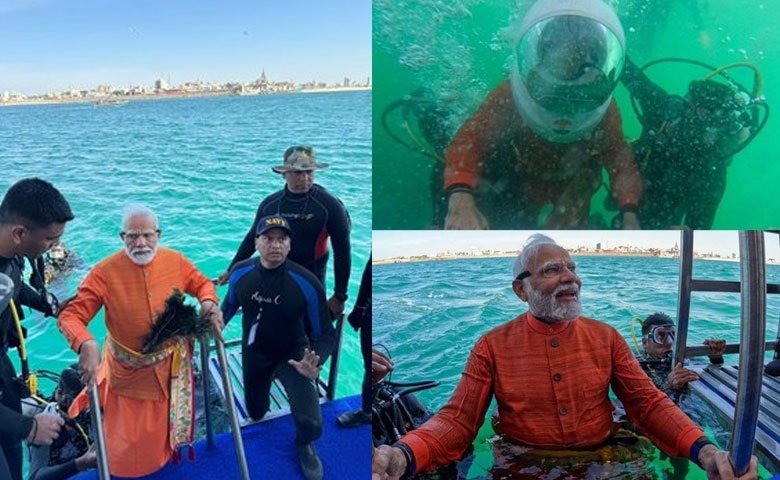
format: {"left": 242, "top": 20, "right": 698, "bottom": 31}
{"left": 373, "top": 252, "right": 764, "bottom": 266}
{"left": 0, "top": 86, "right": 371, "bottom": 107}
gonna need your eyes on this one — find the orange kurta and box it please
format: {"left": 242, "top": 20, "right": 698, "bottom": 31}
{"left": 57, "top": 247, "right": 217, "bottom": 477}
{"left": 401, "top": 312, "right": 704, "bottom": 473}
{"left": 443, "top": 81, "right": 643, "bottom": 219}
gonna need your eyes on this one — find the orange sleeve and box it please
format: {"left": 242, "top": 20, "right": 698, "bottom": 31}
{"left": 443, "top": 81, "right": 516, "bottom": 190}
{"left": 180, "top": 252, "right": 218, "bottom": 304}
{"left": 57, "top": 266, "right": 106, "bottom": 353}
{"left": 601, "top": 101, "right": 643, "bottom": 209}
{"left": 401, "top": 336, "right": 495, "bottom": 473}
{"left": 609, "top": 330, "right": 703, "bottom": 457}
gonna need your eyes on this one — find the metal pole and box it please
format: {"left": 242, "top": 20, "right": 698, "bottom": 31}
{"left": 88, "top": 384, "right": 111, "bottom": 480}
{"left": 199, "top": 336, "right": 214, "bottom": 447}
{"left": 730, "top": 231, "right": 766, "bottom": 475}
{"left": 215, "top": 338, "right": 250, "bottom": 480}
{"left": 326, "top": 314, "right": 345, "bottom": 400}
{"left": 674, "top": 230, "right": 694, "bottom": 366}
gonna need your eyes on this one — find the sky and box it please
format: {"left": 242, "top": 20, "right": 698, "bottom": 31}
{"left": 373, "top": 230, "right": 780, "bottom": 261}
{"left": 0, "top": 0, "right": 371, "bottom": 95}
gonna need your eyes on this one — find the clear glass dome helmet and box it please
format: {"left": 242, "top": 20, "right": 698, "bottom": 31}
{"left": 510, "top": 0, "right": 626, "bottom": 143}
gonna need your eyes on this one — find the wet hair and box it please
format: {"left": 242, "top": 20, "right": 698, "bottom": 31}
{"left": 0, "top": 178, "right": 74, "bottom": 229}
{"left": 642, "top": 312, "right": 675, "bottom": 335}
{"left": 513, "top": 233, "right": 558, "bottom": 280}
{"left": 688, "top": 80, "right": 737, "bottom": 111}
{"left": 121, "top": 204, "right": 159, "bottom": 231}
{"left": 687, "top": 80, "right": 746, "bottom": 131}
{"left": 57, "top": 364, "right": 84, "bottom": 408}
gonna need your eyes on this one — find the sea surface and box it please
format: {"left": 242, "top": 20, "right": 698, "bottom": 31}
{"left": 0, "top": 91, "right": 371, "bottom": 406}
{"left": 373, "top": 0, "right": 779, "bottom": 229}
{"left": 373, "top": 255, "right": 779, "bottom": 478}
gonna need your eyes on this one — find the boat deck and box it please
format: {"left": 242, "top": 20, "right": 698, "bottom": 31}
{"left": 690, "top": 364, "right": 780, "bottom": 472}
{"left": 205, "top": 340, "right": 329, "bottom": 426}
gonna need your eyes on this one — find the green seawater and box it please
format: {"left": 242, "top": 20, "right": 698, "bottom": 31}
{"left": 0, "top": 91, "right": 371, "bottom": 441}
{"left": 373, "top": 0, "right": 779, "bottom": 229}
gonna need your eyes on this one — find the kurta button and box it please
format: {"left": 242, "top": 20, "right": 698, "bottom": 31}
{"left": 148, "top": 293, "right": 152, "bottom": 298}
{"left": 551, "top": 339, "right": 559, "bottom": 347}
{"left": 553, "top": 373, "right": 562, "bottom": 382}
{"left": 559, "top": 407, "right": 568, "bottom": 416}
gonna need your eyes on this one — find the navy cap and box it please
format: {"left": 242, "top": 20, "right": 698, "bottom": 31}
{"left": 256, "top": 215, "right": 292, "bottom": 236}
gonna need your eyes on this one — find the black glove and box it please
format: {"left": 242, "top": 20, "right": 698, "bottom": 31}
{"left": 347, "top": 305, "right": 366, "bottom": 331}
{"left": 42, "top": 291, "right": 59, "bottom": 318}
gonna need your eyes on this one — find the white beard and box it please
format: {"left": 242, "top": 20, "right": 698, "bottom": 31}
{"left": 125, "top": 245, "right": 158, "bottom": 266}
{"left": 527, "top": 282, "right": 581, "bottom": 322}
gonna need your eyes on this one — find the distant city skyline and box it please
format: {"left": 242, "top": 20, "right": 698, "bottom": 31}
{"left": 0, "top": 0, "right": 370, "bottom": 95}
{"left": 373, "top": 231, "right": 780, "bottom": 261}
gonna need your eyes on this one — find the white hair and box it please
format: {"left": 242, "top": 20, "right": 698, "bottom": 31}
{"left": 121, "top": 204, "right": 158, "bottom": 231}
{"left": 512, "top": 233, "right": 558, "bottom": 280}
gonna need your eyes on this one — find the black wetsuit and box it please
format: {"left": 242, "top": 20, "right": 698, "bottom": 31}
{"left": 221, "top": 258, "right": 335, "bottom": 445}
{"left": 347, "top": 257, "right": 371, "bottom": 413}
{"left": 27, "top": 406, "right": 91, "bottom": 480}
{"left": 622, "top": 58, "right": 730, "bottom": 229}
{"left": 228, "top": 184, "right": 351, "bottom": 299}
{"left": 636, "top": 353, "right": 691, "bottom": 478}
{"left": 0, "top": 256, "right": 48, "bottom": 480}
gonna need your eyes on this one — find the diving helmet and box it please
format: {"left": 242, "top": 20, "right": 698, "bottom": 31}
{"left": 511, "top": 0, "right": 626, "bottom": 143}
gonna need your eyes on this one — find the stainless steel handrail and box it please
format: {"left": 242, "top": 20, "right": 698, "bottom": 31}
{"left": 730, "top": 231, "right": 766, "bottom": 475}
{"left": 88, "top": 384, "right": 111, "bottom": 480}
{"left": 215, "top": 337, "right": 251, "bottom": 480}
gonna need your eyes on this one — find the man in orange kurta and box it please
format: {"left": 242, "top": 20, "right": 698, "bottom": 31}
{"left": 57, "top": 205, "right": 222, "bottom": 477}
{"left": 372, "top": 234, "right": 758, "bottom": 480}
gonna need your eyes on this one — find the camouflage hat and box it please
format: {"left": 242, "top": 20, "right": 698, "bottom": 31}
{"left": 272, "top": 146, "right": 329, "bottom": 174}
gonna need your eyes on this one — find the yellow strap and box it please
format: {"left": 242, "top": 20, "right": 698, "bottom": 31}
{"left": 9, "top": 299, "right": 26, "bottom": 362}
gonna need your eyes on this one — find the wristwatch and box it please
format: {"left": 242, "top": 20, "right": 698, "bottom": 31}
{"left": 333, "top": 292, "right": 348, "bottom": 302}
{"left": 690, "top": 436, "right": 714, "bottom": 468}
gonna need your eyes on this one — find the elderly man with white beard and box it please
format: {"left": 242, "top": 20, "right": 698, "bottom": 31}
{"left": 373, "top": 234, "right": 757, "bottom": 480}
{"left": 57, "top": 204, "right": 223, "bottom": 478}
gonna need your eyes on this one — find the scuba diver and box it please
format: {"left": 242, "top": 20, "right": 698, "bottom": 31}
{"left": 384, "top": 0, "right": 644, "bottom": 229}
{"left": 442, "top": 0, "right": 643, "bottom": 229}
{"left": 619, "top": 57, "right": 768, "bottom": 229}
{"left": 24, "top": 365, "right": 96, "bottom": 480}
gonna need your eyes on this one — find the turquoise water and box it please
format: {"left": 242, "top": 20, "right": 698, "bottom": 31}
{"left": 373, "top": 255, "right": 779, "bottom": 478}
{"left": 373, "top": 0, "right": 779, "bottom": 229}
{"left": 0, "top": 91, "right": 371, "bottom": 399}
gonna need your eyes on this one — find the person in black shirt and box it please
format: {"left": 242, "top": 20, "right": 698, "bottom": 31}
{"left": 27, "top": 365, "right": 96, "bottom": 480}
{"left": 221, "top": 215, "right": 335, "bottom": 480}
{"left": 217, "top": 146, "right": 351, "bottom": 318}
{"left": 336, "top": 255, "right": 372, "bottom": 427}
{"left": 0, "top": 178, "right": 74, "bottom": 480}
{"left": 620, "top": 58, "right": 763, "bottom": 229}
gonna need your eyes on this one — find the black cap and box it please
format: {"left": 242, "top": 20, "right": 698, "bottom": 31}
{"left": 642, "top": 312, "right": 675, "bottom": 335}
{"left": 256, "top": 215, "right": 292, "bottom": 236}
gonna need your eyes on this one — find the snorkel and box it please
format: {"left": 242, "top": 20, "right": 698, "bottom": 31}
{"left": 510, "top": 0, "right": 626, "bottom": 143}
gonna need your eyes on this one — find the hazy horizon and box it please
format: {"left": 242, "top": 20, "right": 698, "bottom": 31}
{"left": 373, "top": 231, "right": 780, "bottom": 261}
{"left": 0, "top": 0, "right": 371, "bottom": 95}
